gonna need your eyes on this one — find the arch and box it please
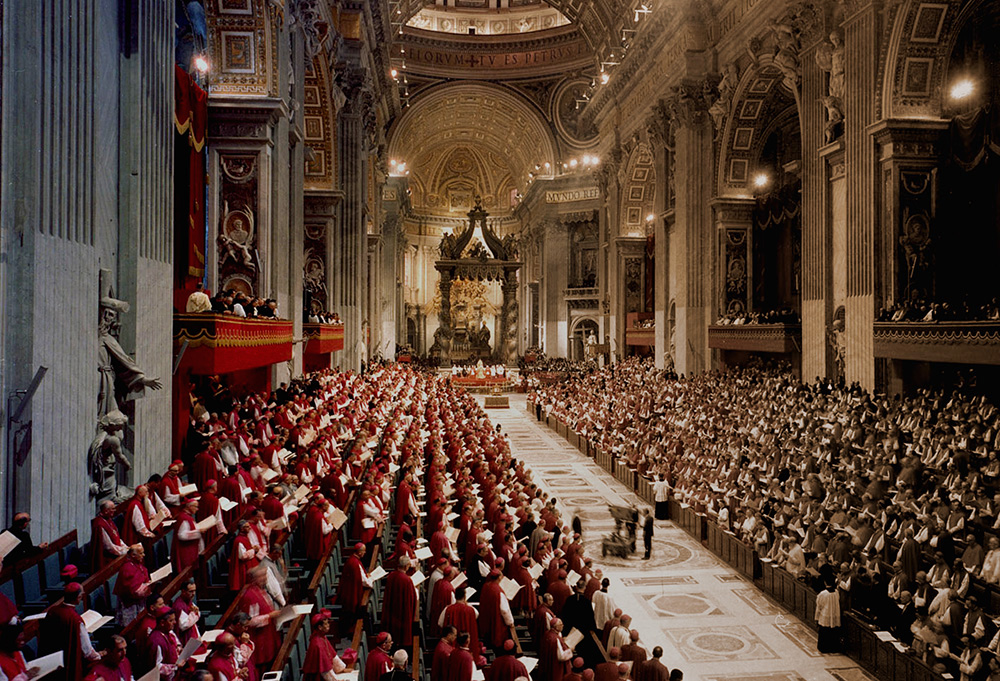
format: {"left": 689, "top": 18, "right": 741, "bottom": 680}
{"left": 879, "top": 0, "right": 987, "bottom": 120}
{"left": 388, "top": 82, "right": 558, "bottom": 217}
{"left": 619, "top": 143, "right": 656, "bottom": 237}
{"left": 716, "top": 59, "right": 800, "bottom": 196}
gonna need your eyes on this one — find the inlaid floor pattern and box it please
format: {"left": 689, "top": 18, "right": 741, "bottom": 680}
{"left": 481, "top": 394, "right": 876, "bottom": 681}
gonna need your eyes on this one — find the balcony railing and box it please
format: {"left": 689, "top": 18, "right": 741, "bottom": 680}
{"left": 708, "top": 324, "right": 801, "bottom": 353}
{"left": 174, "top": 314, "right": 294, "bottom": 374}
{"left": 625, "top": 326, "right": 655, "bottom": 346}
{"left": 873, "top": 321, "right": 1000, "bottom": 365}
{"left": 303, "top": 322, "right": 345, "bottom": 354}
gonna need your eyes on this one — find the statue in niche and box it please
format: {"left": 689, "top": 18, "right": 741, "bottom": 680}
{"left": 94, "top": 269, "right": 161, "bottom": 505}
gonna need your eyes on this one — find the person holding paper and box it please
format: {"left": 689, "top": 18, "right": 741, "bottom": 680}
{"left": 121, "top": 486, "right": 156, "bottom": 546}
{"left": 39, "top": 583, "right": 101, "bottom": 681}
{"left": 91, "top": 634, "right": 134, "bottom": 681}
{"left": 479, "top": 570, "right": 514, "bottom": 650}
{"left": 5, "top": 514, "right": 46, "bottom": 566}
{"left": 382, "top": 556, "right": 418, "bottom": 648}
{"left": 91, "top": 500, "right": 128, "bottom": 572}
{"left": 115, "top": 545, "right": 152, "bottom": 626}
{"left": 160, "top": 462, "right": 184, "bottom": 511}
{"left": 229, "top": 521, "right": 260, "bottom": 592}
{"left": 172, "top": 497, "right": 206, "bottom": 574}
{"left": 0, "top": 623, "right": 32, "bottom": 681}
{"left": 303, "top": 497, "right": 335, "bottom": 562}
{"left": 335, "top": 543, "right": 371, "bottom": 621}
{"left": 143, "top": 607, "right": 180, "bottom": 681}
{"left": 172, "top": 580, "right": 202, "bottom": 645}
{"left": 302, "top": 613, "right": 347, "bottom": 681}
{"left": 238, "top": 567, "right": 281, "bottom": 675}
{"left": 540, "top": 619, "right": 572, "bottom": 681}
{"left": 441, "top": 588, "right": 482, "bottom": 663}
{"left": 197, "top": 480, "right": 227, "bottom": 545}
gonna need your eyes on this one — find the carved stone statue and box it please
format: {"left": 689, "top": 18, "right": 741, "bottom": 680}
{"left": 98, "top": 269, "right": 162, "bottom": 418}
{"left": 95, "top": 269, "right": 161, "bottom": 506}
{"left": 88, "top": 410, "right": 130, "bottom": 503}
{"left": 708, "top": 62, "right": 739, "bottom": 134}
{"left": 769, "top": 19, "right": 801, "bottom": 92}
{"left": 815, "top": 31, "right": 845, "bottom": 141}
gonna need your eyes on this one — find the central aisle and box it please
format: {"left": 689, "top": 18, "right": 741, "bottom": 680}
{"left": 482, "top": 394, "right": 874, "bottom": 681}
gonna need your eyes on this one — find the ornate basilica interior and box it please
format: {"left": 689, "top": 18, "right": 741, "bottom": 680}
{"left": 1, "top": 0, "right": 999, "bottom": 674}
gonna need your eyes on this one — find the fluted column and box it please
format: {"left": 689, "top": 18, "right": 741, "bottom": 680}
{"left": 842, "top": 1, "right": 882, "bottom": 389}
{"left": 672, "top": 95, "right": 714, "bottom": 376}
{"left": 800, "top": 33, "right": 833, "bottom": 382}
{"left": 337, "top": 99, "right": 367, "bottom": 370}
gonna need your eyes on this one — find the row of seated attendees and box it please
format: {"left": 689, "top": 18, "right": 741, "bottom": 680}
{"left": 714, "top": 307, "right": 801, "bottom": 325}
{"left": 184, "top": 283, "right": 281, "bottom": 319}
{"left": 530, "top": 358, "right": 1000, "bottom": 680}
{"left": 877, "top": 296, "right": 1000, "bottom": 322}
{"left": 0, "top": 363, "right": 687, "bottom": 681}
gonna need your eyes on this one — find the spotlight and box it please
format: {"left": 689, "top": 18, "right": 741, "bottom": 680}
{"left": 753, "top": 173, "right": 770, "bottom": 189}
{"left": 193, "top": 55, "right": 210, "bottom": 74}
{"left": 391, "top": 68, "right": 399, "bottom": 79}
{"left": 950, "top": 79, "right": 975, "bottom": 100}
{"left": 544, "top": 162, "right": 551, "bottom": 170}
{"left": 600, "top": 71, "right": 610, "bottom": 85}
{"left": 646, "top": 214, "right": 655, "bottom": 223}
{"left": 569, "top": 159, "right": 579, "bottom": 168}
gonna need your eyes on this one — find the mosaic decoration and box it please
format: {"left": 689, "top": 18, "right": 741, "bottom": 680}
{"left": 664, "top": 626, "right": 779, "bottom": 663}
{"left": 640, "top": 592, "right": 725, "bottom": 618}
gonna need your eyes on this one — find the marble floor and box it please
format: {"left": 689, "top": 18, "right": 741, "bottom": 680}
{"left": 480, "top": 394, "right": 874, "bottom": 681}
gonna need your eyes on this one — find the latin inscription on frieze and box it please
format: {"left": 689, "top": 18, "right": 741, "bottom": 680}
{"left": 545, "top": 187, "right": 600, "bottom": 204}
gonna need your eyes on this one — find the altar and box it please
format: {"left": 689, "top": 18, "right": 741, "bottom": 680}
{"left": 430, "top": 197, "right": 522, "bottom": 367}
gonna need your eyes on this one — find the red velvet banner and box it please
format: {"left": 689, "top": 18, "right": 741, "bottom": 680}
{"left": 174, "top": 65, "right": 208, "bottom": 302}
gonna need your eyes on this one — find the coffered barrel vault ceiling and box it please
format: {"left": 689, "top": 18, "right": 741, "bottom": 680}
{"left": 388, "top": 83, "right": 558, "bottom": 218}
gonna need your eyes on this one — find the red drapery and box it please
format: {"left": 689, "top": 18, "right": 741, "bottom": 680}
{"left": 175, "top": 65, "right": 208, "bottom": 305}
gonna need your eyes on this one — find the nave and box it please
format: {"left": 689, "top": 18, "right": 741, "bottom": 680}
{"left": 488, "top": 395, "right": 869, "bottom": 681}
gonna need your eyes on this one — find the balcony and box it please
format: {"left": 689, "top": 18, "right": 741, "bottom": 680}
{"left": 873, "top": 321, "right": 1000, "bottom": 365}
{"left": 625, "top": 312, "right": 654, "bottom": 347}
{"left": 708, "top": 324, "right": 801, "bottom": 353}
{"left": 563, "top": 286, "right": 600, "bottom": 309}
{"left": 303, "top": 322, "right": 345, "bottom": 355}
{"left": 174, "top": 314, "right": 294, "bottom": 375}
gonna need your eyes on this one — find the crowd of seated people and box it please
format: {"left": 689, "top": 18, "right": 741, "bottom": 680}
{"left": 714, "top": 307, "right": 801, "bottom": 325}
{"left": 184, "top": 283, "right": 281, "bottom": 319}
{"left": 0, "top": 362, "right": 688, "bottom": 681}
{"left": 877, "top": 296, "right": 1000, "bottom": 323}
{"left": 531, "top": 357, "right": 1000, "bottom": 678}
